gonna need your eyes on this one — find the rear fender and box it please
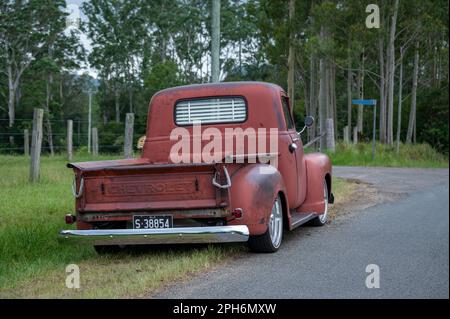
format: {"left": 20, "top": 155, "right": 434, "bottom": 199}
{"left": 297, "top": 153, "right": 332, "bottom": 214}
{"left": 228, "top": 164, "right": 286, "bottom": 236}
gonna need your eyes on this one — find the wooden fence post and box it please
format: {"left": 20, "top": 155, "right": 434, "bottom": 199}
{"left": 124, "top": 113, "right": 134, "bottom": 158}
{"left": 353, "top": 126, "right": 358, "bottom": 144}
{"left": 92, "top": 127, "right": 98, "bottom": 156}
{"left": 29, "top": 108, "right": 44, "bottom": 183}
{"left": 326, "top": 118, "right": 335, "bottom": 153}
{"left": 24, "top": 129, "right": 29, "bottom": 156}
{"left": 67, "top": 120, "right": 73, "bottom": 161}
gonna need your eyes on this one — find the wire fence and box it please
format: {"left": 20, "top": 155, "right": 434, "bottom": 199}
{"left": 0, "top": 117, "right": 148, "bottom": 155}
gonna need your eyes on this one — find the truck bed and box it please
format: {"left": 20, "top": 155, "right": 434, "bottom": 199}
{"left": 68, "top": 159, "right": 229, "bottom": 214}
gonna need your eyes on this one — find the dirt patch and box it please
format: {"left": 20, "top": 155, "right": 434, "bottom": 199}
{"left": 328, "top": 178, "right": 404, "bottom": 221}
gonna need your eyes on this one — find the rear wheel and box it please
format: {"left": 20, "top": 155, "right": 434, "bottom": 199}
{"left": 248, "top": 195, "right": 283, "bottom": 253}
{"left": 309, "top": 180, "right": 329, "bottom": 226}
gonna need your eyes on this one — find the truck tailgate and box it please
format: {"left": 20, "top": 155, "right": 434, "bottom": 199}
{"left": 68, "top": 160, "right": 228, "bottom": 213}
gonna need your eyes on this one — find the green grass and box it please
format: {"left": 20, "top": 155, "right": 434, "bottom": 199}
{"left": 0, "top": 153, "right": 353, "bottom": 298}
{"left": 0, "top": 154, "right": 106, "bottom": 288}
{"left": 0, "top": 154, "right": 243, "bottom": 298}
{"left": 325, "top": 142, "right": 448, "bottom": 168}
{"left": 1, "top": 143, "right": 445, "bottom": 297}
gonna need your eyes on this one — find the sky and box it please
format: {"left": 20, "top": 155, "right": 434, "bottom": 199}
{"left": 65, "top": 0, "right": 96, "bottom": 76}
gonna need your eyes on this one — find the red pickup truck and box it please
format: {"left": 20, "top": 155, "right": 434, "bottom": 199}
{"left": 60, "top": 82, "right": 333, "bottom": 253}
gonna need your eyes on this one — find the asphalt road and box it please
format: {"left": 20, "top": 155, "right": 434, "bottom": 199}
{"left": 153, "top": 166, "right": 449, "bottom": 299}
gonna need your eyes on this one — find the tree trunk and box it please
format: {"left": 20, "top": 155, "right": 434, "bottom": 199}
{"left": 287, "top": 0, "right": 295, "bottom": 106}
{"left": 387, "top": 0, "right": 399, "bottom": 145}
{"left": 303, "top": 82, "right": 309, "bottom": 117}
{"left": 115, "top": 84, "right": 120, "bottom": 123}
{"left": 347, "top": 41, "right": 352, "bottom": 134}
{"left": 406, "top": 41, "right": 419, "bottom": 143}
{"left": 44, "top": 118, "right": 54, "bottom": 156}
{"left": 45, "top": 72, "right": 54, "bottom": 156}
{"left": 319, "top": 57, "right": 327, "bottom": 151}
{"left": 7, "top": 64, "right": 16, "bottom": 145}
{"left": 238, "top": 38, "right": 242, "bottom": 75}
{"left": 432, "top": 39, "right": 438, "bottom": 87}
{"left": 319, "top": 27, "right": 327, "bottom": 151}
{"left": 315, "top": 60, "right": 320, "bottom": 141}
{"left": 326, "top": 61, "right": 332, "bottom": 122}
{"left": 59, "top": 77, "right": 64, "bottom": 107}
{"left": 128, "top": 86, "right": 133, "bottom": 113}
{"left": 331, "top": 62, "right": 337, "bottom": 139}
{"left": 15, "top": 82, "right": 21, "bottom": 110}
{"left": 326, "top": 118, "right": 335, "bottom": 153}
{"left": 378, "top": 36, "right": 387, "bottom": 143}
{"left": 326, "top": 61, "right": 337, "bottom": 141}
{"left": 357, "top": 52, "right": 364, "bottom": 133}
{"left": 5, "top": 48, "right": 31, "bottom": 145}
{"left": 161, "top": 36, "right": 167, "bottom": 62}
{"left": 309, "top": 55, "right": 316, "bottom": 142}
{"left": 396, "top": 47, "right": 404, "bottom": 153}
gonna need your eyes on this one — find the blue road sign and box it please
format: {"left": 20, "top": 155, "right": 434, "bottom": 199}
{"left": 352, "top": 99, "right": 377, "bottom": 105}
{"left": 351, "top": 98, "right": 377, "bottom": 160}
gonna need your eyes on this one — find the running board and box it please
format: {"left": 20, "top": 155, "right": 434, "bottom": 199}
{"left": 289, "top": 212, "right": 316, "bottom": 230}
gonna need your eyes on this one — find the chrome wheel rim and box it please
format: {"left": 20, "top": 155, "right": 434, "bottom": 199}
{"left": 319, "top": 182, "right": 329, "bottom": 224}
{"left": 269, "top": 197, "right": 283, "bottom": 248}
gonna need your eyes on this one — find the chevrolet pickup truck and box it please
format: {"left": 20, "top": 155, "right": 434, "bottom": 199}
{"left": 60, "top": 82, "right": 333, "bottom": 253}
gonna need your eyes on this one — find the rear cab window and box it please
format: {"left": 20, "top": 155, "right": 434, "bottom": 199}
{"left": 175, "top": 96, "right": 247, "bottom": 125}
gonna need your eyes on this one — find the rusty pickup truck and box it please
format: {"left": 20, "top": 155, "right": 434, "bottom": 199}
{"left": 60, "top": 82, "right": 333, "bottom": 253}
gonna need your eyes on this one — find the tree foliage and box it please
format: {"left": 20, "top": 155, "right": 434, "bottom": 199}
{"left": 0, "top": 0, "right": 448, "bottom": 155}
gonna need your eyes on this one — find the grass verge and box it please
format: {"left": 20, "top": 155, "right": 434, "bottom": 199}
{"left": 0, "top": 154, "right": 351, "bottom": 298}
{"left": 324, "top": 142, "right": 448, "bottom": 168}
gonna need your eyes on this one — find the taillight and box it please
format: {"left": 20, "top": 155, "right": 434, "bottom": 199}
{"left": 232, "top": 208, "right": 243, "bottom": 219}
{"left": 65, "top": 214, "right": 76, "bottom": 224}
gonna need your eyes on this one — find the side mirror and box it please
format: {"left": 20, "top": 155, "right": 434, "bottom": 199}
{"left": 137, "top": 135, "right": 146, "bottom": 150}
{"left": 298, "top": 116, "right": 315, "bottom": 135}
{"left": 304, "top": 116, "right": 314, "bottom": 128}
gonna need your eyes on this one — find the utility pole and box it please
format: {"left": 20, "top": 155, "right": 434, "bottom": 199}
{"left": 353, "top": 99, "right": 377, "bottom": 160}
{"left": 211, "top": 0, "right": 220, "bottom": 83}
{"left": 88, "top": 91, "right": 92, "bottom": 153}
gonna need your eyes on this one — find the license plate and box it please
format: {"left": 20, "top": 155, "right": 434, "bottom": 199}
{"left": 133, "top": 215, "right": 173, "bottom": 229}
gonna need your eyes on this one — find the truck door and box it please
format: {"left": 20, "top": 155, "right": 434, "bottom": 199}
{"left": 280, "top": 96, "right": 307, "bottom": 208}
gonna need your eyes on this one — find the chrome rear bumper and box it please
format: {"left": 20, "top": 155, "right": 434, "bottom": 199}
{"left": 59, "top": 225, "right": 249, "bottom": 246}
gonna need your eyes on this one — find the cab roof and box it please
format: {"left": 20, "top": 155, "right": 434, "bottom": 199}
{"left": 153, "top": 81, "right": 285, "bottom": 98}
{"left": 146, "top": 81, "right": 289, "bottom": 139}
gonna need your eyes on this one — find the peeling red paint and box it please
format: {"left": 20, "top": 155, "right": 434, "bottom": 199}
{"left": 67, "top": 82, "right": 332, "bottom": 236}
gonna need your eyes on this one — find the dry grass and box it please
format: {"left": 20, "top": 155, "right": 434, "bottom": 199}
{"left": 1, "top": 244, "right": 242, "bottom": 299}
{"left": 327, "top": 177, "right": 359, "bottom": 220}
